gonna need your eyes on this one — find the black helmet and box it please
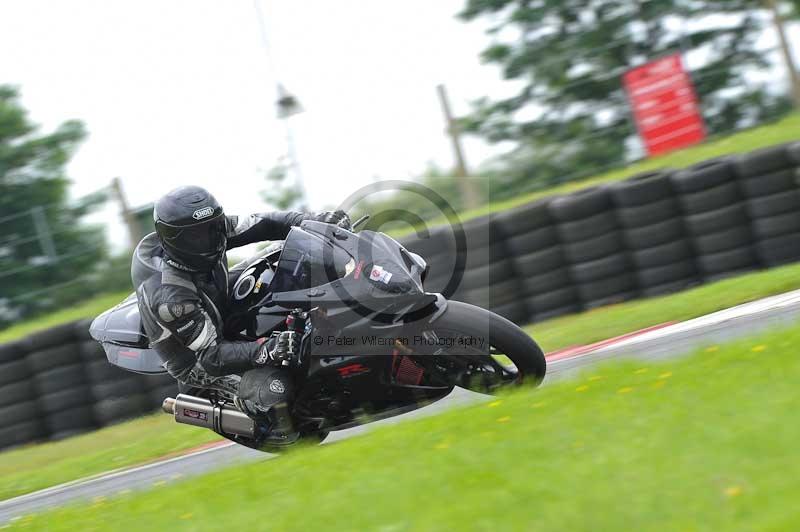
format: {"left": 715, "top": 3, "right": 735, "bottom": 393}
{"left": 153, "top": 186, "right": 227, "bottom": 271}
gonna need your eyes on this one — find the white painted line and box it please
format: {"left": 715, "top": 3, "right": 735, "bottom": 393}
{"left": 601, "top": 289, "right": 800, "bottom": 351}
{"left": 0, "top": 442, "right": 236, "bottom": 509}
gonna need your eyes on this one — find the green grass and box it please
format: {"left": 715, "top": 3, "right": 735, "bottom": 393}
{"left": 0, "top": 413, "right": 221, "bottom": 501}
{"left": 0, "top": 291, "right": 129, "bottom": 344}
{"left": 528, "top": 260, "right": 800, "bottom": 353}
{"left": 420, "top": 112, "right": 800, "bottom": 232}
{"left": 12, "top": 324, "right": 800, "bottom": 531}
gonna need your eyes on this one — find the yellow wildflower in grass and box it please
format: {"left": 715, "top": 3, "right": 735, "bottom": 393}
{"left": 575, "top": 385, "right": 589, "bottom": 392}
{"left": 617, "top": 387, "right": 634, "bottom": 394}
{"left": 634, "top": 368, "right": 649, "bottom": 374}
{"left": 705, "top": 346, "right": 719, "bottom": 353}
{"left": 658, "top": 372, "right": 673, "bottom": 379}
{"left": 497, "top": 416, "right": 511, "bottom": 423}
{"left": 588, "top": 375, "right": 604, "bottom": 381}
{"left": 487, "top": 400, "right": 503, "bottom": 408}
{"left": 724, "top": 486, "right": 743, "bottom": 498}
{"left": 179, "top": 513, "right": 194, "bottom": 520}
{"left": 751, "top": 345, "right": 767, "bottom": 352}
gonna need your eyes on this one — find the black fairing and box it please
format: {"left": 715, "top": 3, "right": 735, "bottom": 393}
{"left": 267, "top": 221, "right": 433, "bottom": 311}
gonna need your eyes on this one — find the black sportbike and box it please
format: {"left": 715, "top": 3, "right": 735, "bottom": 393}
{"left": 91, "top": 218, "right": 546, "bottom": 451}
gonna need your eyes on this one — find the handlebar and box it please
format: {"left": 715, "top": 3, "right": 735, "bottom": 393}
{"left": 351, "top": 215, "right": 370, "bottom": 231}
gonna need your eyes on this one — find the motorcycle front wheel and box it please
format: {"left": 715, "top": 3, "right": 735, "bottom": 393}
{"left": 422, "top": 300, "right": 546, "bottom": 392}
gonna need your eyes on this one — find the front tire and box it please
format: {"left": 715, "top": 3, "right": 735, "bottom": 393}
{"left": 427, "top": 300, "right": 546, "bottom": 390}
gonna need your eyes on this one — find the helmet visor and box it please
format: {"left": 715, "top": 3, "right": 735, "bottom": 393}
{"left": 156, "top": 213, "right": 227, "bottom": 256}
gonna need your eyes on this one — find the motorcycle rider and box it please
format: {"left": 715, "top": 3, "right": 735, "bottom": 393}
{"left": 131, "top": 185, "right": 350, "bottom": 445}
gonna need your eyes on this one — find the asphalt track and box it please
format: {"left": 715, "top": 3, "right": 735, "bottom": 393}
{"left": 4, "top": 289, "right": 800, "bottom": 522}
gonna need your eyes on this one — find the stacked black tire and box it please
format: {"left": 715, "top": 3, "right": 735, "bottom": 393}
{"left": 144, "top": 374, "right": 179, "bottom": 413}
{"left": 81, "top": 340, "right": 147, "bottom": 427}
{"left": 27, "top": 323, "right": 97, "bottom": 440}
{"left": 75, "top": 318, "right": 175, "bottom": 428}
{"left": 451, "top": 216, "right": 528, "bottom": 324}
{"left": 497, "top": 200, "right": 578, "bottom": 321}
{"left": 611, "top": 171, "right": 699, "bottom": 296}
{"left": 549, "top": 187, "right": 636, "bottom": 308}
{"left": 672, "top": 159, "right": 758, "bottom": 281}
{"left": 735, "top": 142, "right": 800, "bottom": 267}
{"left": 0, "top": 340, "right": 45, "bottom": 449}
{"left": 402, "top": 226, "right": 458, "bottom": 298}
{"left": 0, "top": 319, "right": 178, "bottom": 451}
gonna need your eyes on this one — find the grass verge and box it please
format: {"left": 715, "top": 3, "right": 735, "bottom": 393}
{"left": 0, "top": 291, "right": 129, "bottom": 344}
{"left": 406, "top": 112, "right": 800, "bottom": 235}
{"left": 528, "top": 261, "right": 800, "bottom": 352}
{"left": 0, "top": 413, "right": 221, "bottom": 501}
{"left": 11, "top": 324, "right": 800, "bottom": 531}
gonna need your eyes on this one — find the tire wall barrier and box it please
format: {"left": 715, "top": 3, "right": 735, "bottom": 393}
{"left": 0, "top": 319, "right": 177, "bottom": 450}
{"left": 0, "top": 141, "right": 798, "bottom": 450}
{"left": 400, "top": 140, "right": 800, "bottom": 322}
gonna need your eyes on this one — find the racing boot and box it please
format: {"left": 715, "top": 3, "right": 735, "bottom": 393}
{"left": 234, "top": 367, "right": 299, "bottom": 447}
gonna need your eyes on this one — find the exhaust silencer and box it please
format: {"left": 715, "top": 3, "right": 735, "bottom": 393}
{"left": 162, "top": 394, "right": 256, "bottom": 439}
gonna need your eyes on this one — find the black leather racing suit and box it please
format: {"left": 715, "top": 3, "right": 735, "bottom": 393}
{"left": 131, "top": 211, "right": 312, "bottom": 419}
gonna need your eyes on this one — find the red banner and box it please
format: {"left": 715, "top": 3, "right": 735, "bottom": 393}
{"left": 623, "top": 53, "right": 706, "bottom": 157}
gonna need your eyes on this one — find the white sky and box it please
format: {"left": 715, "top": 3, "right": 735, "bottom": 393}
{"left": 0, "top": 0, "right": 516, "bottom": 248}
{"left": 0, "top": 1, "right": 797, "bottom": 251}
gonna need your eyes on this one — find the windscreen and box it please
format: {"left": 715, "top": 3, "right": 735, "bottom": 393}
{"left": 270, "top": 228, "right": 352, "bottom": 293}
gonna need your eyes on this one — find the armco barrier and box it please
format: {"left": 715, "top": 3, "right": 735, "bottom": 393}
{"left": 0, "top": 140, "right": 798, "bottom": 450}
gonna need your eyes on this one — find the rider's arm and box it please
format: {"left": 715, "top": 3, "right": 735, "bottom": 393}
{"left": 140, "top": 284, "right": 262, "bottom": 378}
{"left": 225, "top": 211, "right": 312, "bottom": 250}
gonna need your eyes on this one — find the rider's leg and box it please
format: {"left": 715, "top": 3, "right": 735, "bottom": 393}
{"left": 178, "top": 363, "right": 241, "bottom": 396}
{"left": 234, "top": 367, "right": 296, "bottom": 442}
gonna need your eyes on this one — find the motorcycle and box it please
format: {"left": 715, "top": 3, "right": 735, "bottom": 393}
{"left": 90, "top": 217, "right": 546, "bottom": 452}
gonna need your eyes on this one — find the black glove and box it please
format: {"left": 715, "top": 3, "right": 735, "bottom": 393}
{"left": 253, "top": 330, "right": 298, "bottom": 367}
{"left": 316, "top": 210, "right": 352, "bottom": 230}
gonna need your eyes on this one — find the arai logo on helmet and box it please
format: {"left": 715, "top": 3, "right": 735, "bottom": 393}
{"left": 192, "top": 207, "right": 215, "bottom": 220}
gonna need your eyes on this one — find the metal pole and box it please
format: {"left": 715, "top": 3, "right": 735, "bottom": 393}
{"left": 436, "top": 84, "right": 481, "bottom": 210}
{"left": 31, "top": 206, "right": 57, "bottom": 261}
{"left": 110, "top": 177, "right": 142, "bottom": 249}
{"left": 765, "top": 0, "right": 800, "bottom": 108}
{"left": 282, "top": 117, "right": 308, "bottom": 211}
{"left": 253, "top": 0, "right": 310, "bottom": 211}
